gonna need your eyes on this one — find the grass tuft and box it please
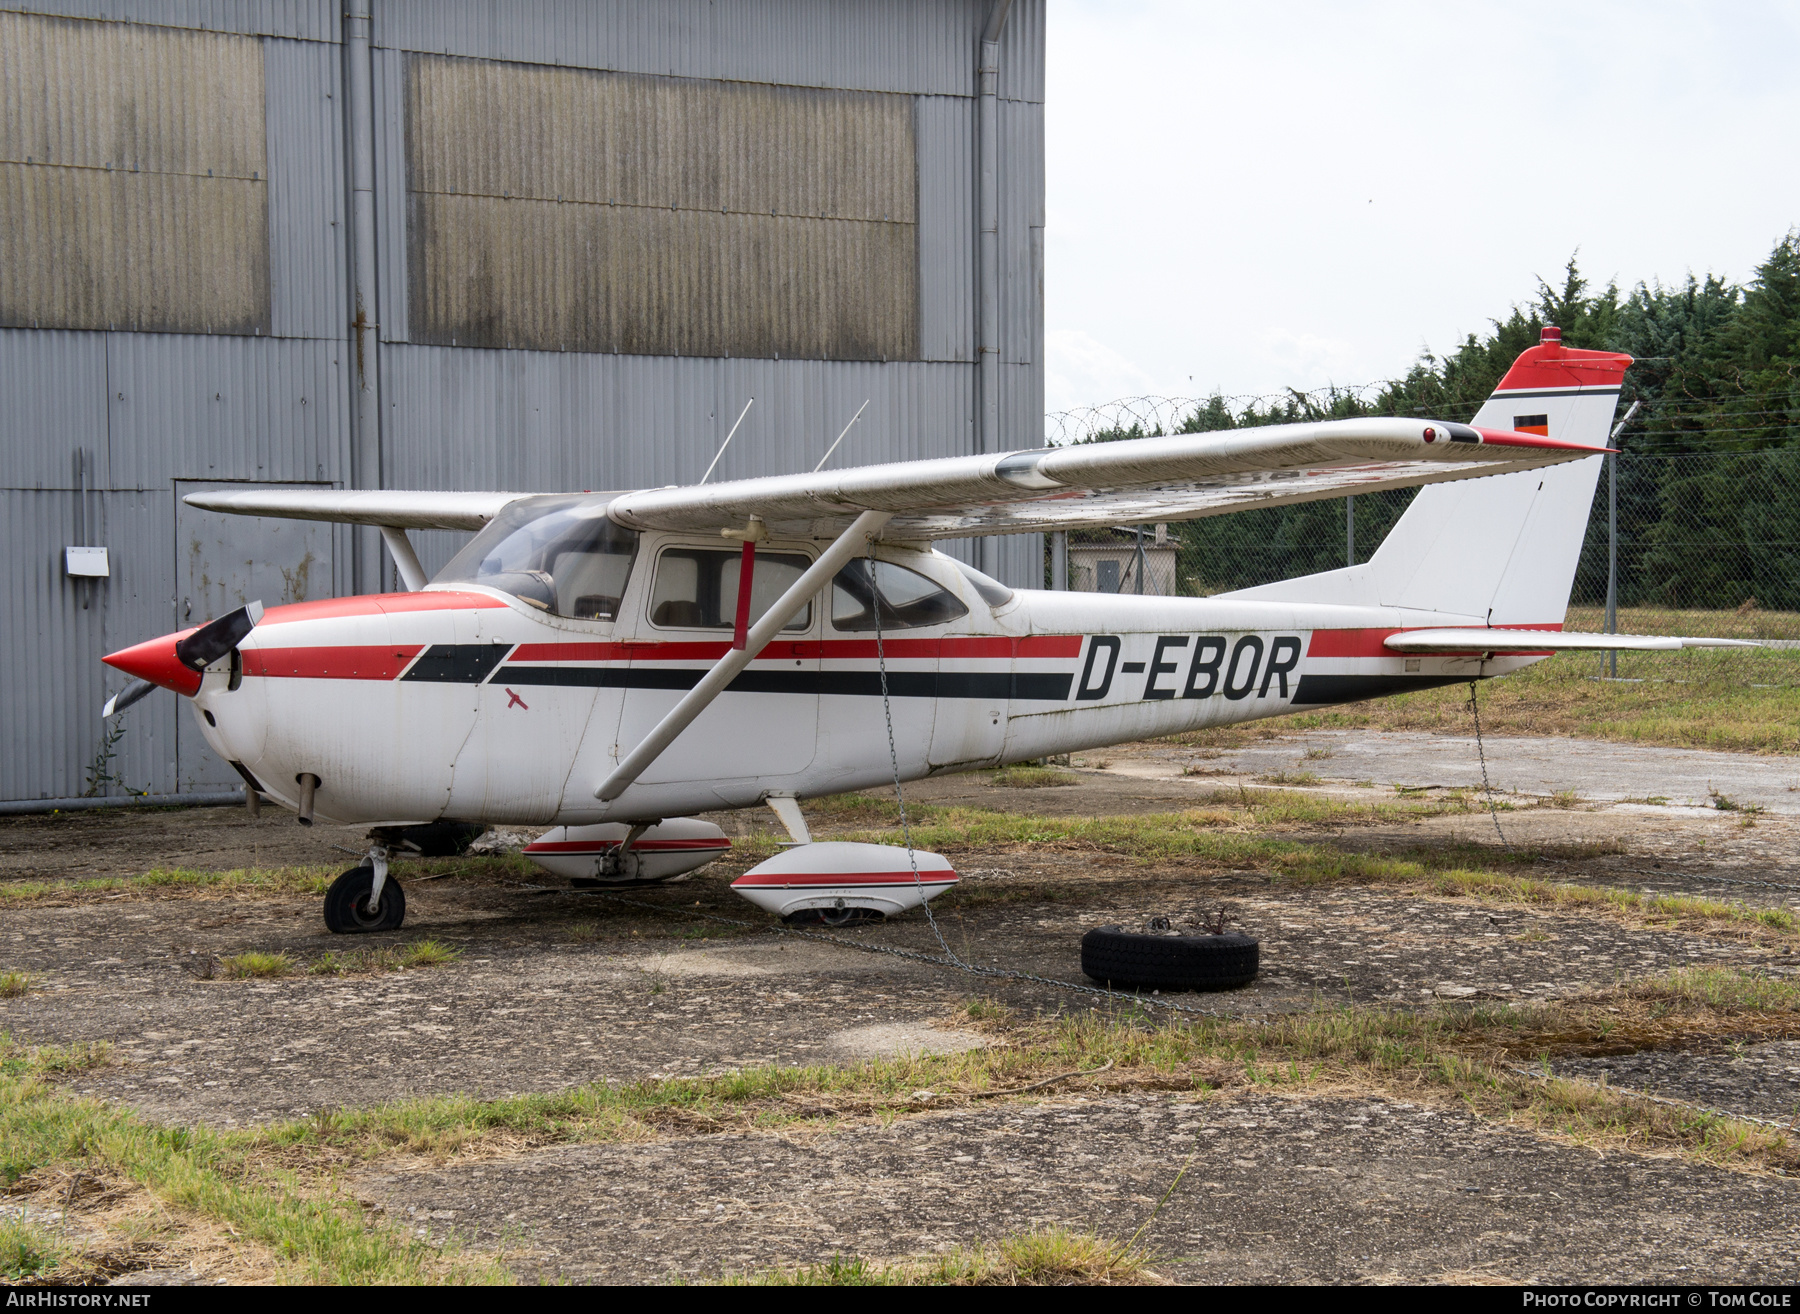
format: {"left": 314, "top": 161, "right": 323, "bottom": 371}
{"left": 307, "top": 940, "right": 463, "bottom": 977}
{"left": 989, "top": 765, "right": 1079, "bottom": 789}
{"left": 0, "top": 1214, "right": 69, "bottom": 1282}
{"left": 219, "top": 951, "right": 296, "bottom": 980}
{"left": 0, "top": 971, "right": 33, "bottom": 999}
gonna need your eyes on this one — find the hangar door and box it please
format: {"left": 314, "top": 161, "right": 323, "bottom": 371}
{"left": 174, "top": 481, "right": 334, "bottom": 790}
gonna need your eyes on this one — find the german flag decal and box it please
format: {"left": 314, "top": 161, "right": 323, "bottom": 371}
{"left": 1513, "top": 413, "right": 1550, "bottom": 436}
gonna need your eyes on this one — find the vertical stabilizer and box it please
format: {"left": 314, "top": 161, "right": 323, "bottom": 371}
{"left": 1224, "top": 327, "right": 1631, "bottom": 626}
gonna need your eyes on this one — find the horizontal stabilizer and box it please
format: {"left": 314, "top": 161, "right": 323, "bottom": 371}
{"left": 1384, "top": 629, "right": 1759, "bottom": 653}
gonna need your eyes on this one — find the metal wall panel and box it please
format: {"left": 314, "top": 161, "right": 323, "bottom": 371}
{"left": 265, "top": 37, "right": 346, "bottom": 340}
{"left": 6, "top": 0, "right": 335, "bottom": 43}
{"left": 0, "top": 11, "right": 269, "bottom": 333}
{"left": 0, "top": 487, "right": 180, "bottom": 799}
{"left": 915, "top": 94, "right": 973, "bottom": 364}
{"left": 105, "top": 332, "right": 348, "bottom": 489}
{"left": 375, "top": 0, "right": 1040, "bottom": 101}
{"left": 372, "top": 43, "right": 409, "bottom": 344}
{"left": 0, "top": 328, "right": 109, "bottom": 488}
{"left": 404, "top": 55, "right": 918, "bottom": 360}
{"left": 998, "top": 98, "right": 1043, "bottom": 367}
{"left": 996, "top": 0, "right": 1044, "bottom": 105}
{"left": 381, "top": 343, "right": 976, "bottom": 570}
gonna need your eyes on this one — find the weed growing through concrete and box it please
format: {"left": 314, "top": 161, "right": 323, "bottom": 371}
{"left": 988, "top": 766, "right": 1079, "bottom": 788}
{"left": 0, "top": 971, "right": 33, "bottom": 998}
{"left": 219, "top": 952, "right": 296, "bottom": 980}
{"left": 0, "top": 1213, "right": 69, "bottom": 1281}
{"left": 306, "top": 940, "right": 463, "bottom": 977}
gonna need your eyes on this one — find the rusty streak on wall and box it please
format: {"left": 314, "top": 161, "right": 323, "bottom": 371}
{"left": 404, "top": 54, "right": 918, "bottom": 361}
{"left": 0, "top": 11, "right": 269, "bottom": 335}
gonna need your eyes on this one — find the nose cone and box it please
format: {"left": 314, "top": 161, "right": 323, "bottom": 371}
{"left": 103, "top": 631, "right": 203, "bottom": 697}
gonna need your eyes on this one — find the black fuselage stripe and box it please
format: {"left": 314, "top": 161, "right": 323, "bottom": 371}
{"left": 499, "top": 665, "right": 1074, "bottom": 701}
{"left": 1290, "top": 674, "right": 1471, "bottom": 706}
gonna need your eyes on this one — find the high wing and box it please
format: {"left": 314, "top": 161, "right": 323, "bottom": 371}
{"left": 181, "top": 418, "right": 1600, "bottom": 541}
{"left": 178, "top": 488, "right": 533, "bottom": 531}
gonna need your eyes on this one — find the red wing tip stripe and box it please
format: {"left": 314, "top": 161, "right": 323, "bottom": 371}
{"left": 1474, "top": 427, "right": 1610, "bottom": 452}
{"left": 525, "top": 839, "right": 731, "bottom": 853}
{"left": 731, "top": 872, "right": 959, "bottom": 888}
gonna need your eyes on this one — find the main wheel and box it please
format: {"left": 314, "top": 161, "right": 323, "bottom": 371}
{"left": 1080, "top": 925, "right": 1259, "bottom": 991}
{"left": 323, "top": 865, "right": 406, "bottom": 934}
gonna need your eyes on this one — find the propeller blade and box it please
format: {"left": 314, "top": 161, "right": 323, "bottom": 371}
{"left": 103, "top": 678, "right": 159, "bottom": 718}
{"left": 174, "top": 600, "right": 264, "bottom": 672}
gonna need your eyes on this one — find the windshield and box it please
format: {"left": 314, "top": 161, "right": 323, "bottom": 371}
{"left": 433, "top": 495, "right": 639, "bottom": 620}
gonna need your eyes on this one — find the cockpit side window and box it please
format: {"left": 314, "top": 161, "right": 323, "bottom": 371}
{"left": 953, "top": 558, "right": 1015, "bottom": 608}
{"left": 831, "top": 559, "right": 970, "bottom": 632}
{"left": 432, "top": 495, "right": 638, "bottom": 620}
{"left": 648, "top": 547, "right": 815, "bottom": 631}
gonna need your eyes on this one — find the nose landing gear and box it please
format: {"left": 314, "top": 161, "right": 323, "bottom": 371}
{"left": 323, "top": 845, "right": 406, "bottom": 934}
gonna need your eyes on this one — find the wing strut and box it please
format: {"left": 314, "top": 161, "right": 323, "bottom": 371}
{"left": 381, "top": 526, "right": 428, "bottom": 591}
{"left": 595, "top": 509, "right": 892, "bottom": 802}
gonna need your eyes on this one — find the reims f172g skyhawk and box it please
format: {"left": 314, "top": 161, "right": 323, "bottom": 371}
{"left": 100, "top": 329, "right": 1746, "bottom": 932}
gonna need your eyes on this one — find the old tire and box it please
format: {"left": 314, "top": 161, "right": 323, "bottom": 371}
{"left": 323, "top": 865, "right": 406, "bottom": 935}
{"left": 1080, "top": 925, "right": 1259, "bottom": 991}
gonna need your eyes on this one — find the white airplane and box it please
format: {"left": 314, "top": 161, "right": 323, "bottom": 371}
{"left": 100, "top": 328, "right": 1747, "bottom": 933}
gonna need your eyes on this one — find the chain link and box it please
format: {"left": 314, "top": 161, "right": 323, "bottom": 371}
{"left": 1467, "top": 680, "right": 1511, "bottom": 850}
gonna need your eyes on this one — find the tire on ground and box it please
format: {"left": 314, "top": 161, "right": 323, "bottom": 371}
{"left": 323, "top": 865, "right": 406, "bottom": 934}
{"left": 1080, "top": 925, "right": 1259, "bottom": 991}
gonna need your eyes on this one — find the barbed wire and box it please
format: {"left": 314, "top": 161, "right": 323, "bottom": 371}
{"left": 1045, "top": 386, "right": 1798, "bottom": 446}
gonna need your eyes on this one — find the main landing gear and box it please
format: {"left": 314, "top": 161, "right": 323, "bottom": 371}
{"left": 323, "top": 845, "right": 406, "bottom": 934}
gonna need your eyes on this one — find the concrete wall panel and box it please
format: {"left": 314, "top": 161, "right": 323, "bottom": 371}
{"left": 404, "top": 55, "right": 918, "bottom": 360}
{"left": 0, "top": 11, "right": 269, "bottom": 333}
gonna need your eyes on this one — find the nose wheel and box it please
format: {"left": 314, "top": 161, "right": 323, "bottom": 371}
{"left": 323, "top": 861, "right": 406, "bottom": 934}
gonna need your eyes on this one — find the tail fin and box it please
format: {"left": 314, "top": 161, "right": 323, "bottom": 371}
{"left": 1225, "top": 327, "right": 1632, "bottom": 625}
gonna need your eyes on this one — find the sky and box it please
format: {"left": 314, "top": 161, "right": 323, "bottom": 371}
{"left": 1044, "top": 0, "right": 1800, "bottom": 420}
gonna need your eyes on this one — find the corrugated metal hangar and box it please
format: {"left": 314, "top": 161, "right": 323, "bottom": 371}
{"left": 1, "top": 0, "right": 1047, "bottom": 803}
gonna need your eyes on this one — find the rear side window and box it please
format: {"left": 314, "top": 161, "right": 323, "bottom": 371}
{"left": 649, "top": 547, "right": 814, "bottom": 631}
{"left": 831, "top": 559, "right": 969, "bottom": 632}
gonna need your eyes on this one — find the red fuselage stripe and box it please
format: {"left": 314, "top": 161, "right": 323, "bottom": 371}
{"left": 260, "top": 591, "right": 507, "bottom": 627}
{"left": 242, "top": 645, "right": 424, "bottom": 680}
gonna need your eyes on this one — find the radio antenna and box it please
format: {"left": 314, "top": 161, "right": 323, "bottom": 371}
{"left": 813, "top": 398, "right": 870, "bottom": 473}
{"left": 700, "top": 397, "right": 754, "bottom": 484}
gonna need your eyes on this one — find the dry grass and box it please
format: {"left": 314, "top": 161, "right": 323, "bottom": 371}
{"left": 0, "top": 1034, "right": 510, "bottom": 1285}
{"left": 7, "top": 968, "right": 1796, "bottom": 1282}
{"left": 1162, "top": 643, "right": 1800, "bottom": 755}
{"left": 0, "top": 971, "right": 33, "bottom": 999}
